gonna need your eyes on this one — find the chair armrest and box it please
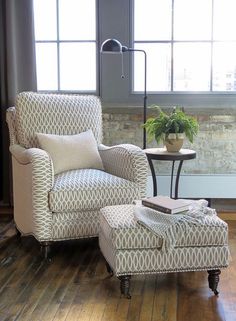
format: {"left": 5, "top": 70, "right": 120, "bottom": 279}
{"left": 10, "top": 144, "right": 47, "bottom": 164}
{"left": 10, "top": 144, "right": 54, "bottom": 241}
{"left": 98, "top": 144, "right": 148, "bottom": 198}
{"left": 6, "top": 107, "right": 18, "bottom": 145}
{"left": 10, "top": 144, "right": 30, "bottom": 164}
{"left": 10, "top": 144, "right": 54, "bottom": 192}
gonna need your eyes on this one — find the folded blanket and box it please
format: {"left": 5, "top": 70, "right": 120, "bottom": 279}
{"left": 134, "top": 199, "right": 217, "bottom": 252}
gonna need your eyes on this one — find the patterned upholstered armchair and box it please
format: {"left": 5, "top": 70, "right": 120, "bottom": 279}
{"left": 6, "top": 92, "right": 148, "bottom": 257}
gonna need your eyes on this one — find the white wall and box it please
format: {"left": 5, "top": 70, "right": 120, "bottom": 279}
{"left": 147, "top": 174, "right": 236, "bottom": 198}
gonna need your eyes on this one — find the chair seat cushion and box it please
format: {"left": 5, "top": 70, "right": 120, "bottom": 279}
{"left": 100, "top": 204, "right": 228, "bottom": 250}
{"left": 49, "top": 169, "right": 140, "bottom": 212}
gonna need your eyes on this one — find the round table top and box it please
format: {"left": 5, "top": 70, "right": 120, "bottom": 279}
{"left": 143, "top": 148, "right": 196, "bottom": 161}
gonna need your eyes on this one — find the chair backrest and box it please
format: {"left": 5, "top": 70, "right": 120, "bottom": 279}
{"left": 15, "top": 92, "right": 103, "bottom": 148}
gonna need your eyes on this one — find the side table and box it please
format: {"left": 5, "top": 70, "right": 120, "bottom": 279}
{"left": 144, "top": 148, "right": 196, "bottom": 199}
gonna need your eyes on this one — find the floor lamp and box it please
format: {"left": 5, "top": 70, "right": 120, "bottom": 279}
{"left": 100, "top": 39, "right": 147, "bottom": 149}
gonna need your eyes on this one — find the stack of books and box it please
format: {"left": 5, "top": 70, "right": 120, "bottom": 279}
{"left": 142, "top": 195, "right": 193, "bottom": 214}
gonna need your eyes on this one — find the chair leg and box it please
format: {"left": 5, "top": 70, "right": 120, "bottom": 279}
{"left": 208, "top": 269, "right": 221, "bottom": 295}
{"left": 40, "top": 241, "right": 52, "bottom": 260}
{"left": 15, "top": 226, "right": 21, "bottom": 238}
{"left": 105, "top": 261, "right": 114, "bottom": 276}
{"left": 118, "top": 275, "right": 131, "bottom": 299}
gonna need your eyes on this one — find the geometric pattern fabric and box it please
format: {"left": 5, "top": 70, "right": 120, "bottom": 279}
{"left": 99, "top": 144, "right": 148, "bottom": 199}
{"left": 99, "top": 204, "right": 229, "bottom": 276}
{"left": 7, "top": 92, "right": 149, "bottom": 243}
{"left": 15, "top": 92, "right": 103, "bottom": 148}
{"left": 100, "top": 204, "right": 228, "bottom": 249}
{"left": 49, "top": 169, "right": 141, "bottom": 212}
{"left": 52, "top": 209, "right": 101, "bottom": 240}
{"left": 99, "top": 232, "right": 229, "bottom": 276}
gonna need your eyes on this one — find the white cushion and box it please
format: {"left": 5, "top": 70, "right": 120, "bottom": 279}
{"left": 37, "top": 130, "right": 104, "bottom": 174}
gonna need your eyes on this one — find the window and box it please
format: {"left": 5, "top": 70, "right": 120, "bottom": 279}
{"left": 133, "top": 0, "right": 236, "bottom": 92}
{"left": 33, "top": 0, "right": 236, "bottom": 106}
{"left": 33, "top": 0, "right": 97, "bottom": 92}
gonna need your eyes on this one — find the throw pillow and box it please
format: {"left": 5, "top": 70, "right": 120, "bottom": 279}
{"left": 36, "top": 130, "right": 104, "bottom": 174}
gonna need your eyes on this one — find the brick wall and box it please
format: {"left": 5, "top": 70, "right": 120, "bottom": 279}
{"left": 102, "top": 106, "right": 236, "bottom": 175}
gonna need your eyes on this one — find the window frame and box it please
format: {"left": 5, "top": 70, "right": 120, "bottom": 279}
{"left": 129, "top": 0, "right": 236, "bottom": 107}
{"left": 34, "top": 0, "right": 236, "bottom": 108}
{"left": 34, "top": 0, "right": 99, "bottom": 94}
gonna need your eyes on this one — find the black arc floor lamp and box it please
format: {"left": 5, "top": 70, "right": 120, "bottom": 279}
{"left": 100, "top": 39, "right": 147, "bottom": 149}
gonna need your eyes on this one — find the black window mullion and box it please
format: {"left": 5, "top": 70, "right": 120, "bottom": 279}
{"left": 171, "top": 0, "right": 174, "bottom": 91}
{"left": 132, "top": 0, "right": 236, "bottom": 95}
{"left": 210, "top": 0, "right": 214, "bottom": 92}
{"left": 56, "top": 0, "right": 60, "bottom": 91}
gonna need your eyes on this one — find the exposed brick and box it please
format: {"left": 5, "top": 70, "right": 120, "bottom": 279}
{"left": 102, "top": 107, "right": 236, "bottom": 174}
{"left": 130, "top": 114, "right": 143, "bottom": 121}
{"left": 197, "top": 115, "right": 210, "bottom": 122}
{"left": 210, "top": 115, "right": 236, "bottom": 123}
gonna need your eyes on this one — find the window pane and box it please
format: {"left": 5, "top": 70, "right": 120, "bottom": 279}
{"left": 59, "top": 0, "right": 96, "bottom": 40}
{"left": 174, "top": 0, "right": 212, "bottom": 40}
{"left": 35, "top": 43, "right": 58, "bottom": 90}
{"left": 33, "top": 0, "right": 57, "bottom": 40}
{"left": 60, "top": 43, "right": 96, "bottom": 91}
{"left": 173, "top": 43, "right": 211, "bottom": 91}
{"left": 213, "top": 0, "right": 236, "bottom": 41}
{"left": 134, "top": 0, "right": 172, "bottom": 41}
{"left": 134, "top": 43, "right": 171, "bottom": 92}
{"left": 213, "top": 43, "right": 236, "bottom": 91}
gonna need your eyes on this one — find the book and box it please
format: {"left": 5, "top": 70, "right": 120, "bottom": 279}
{"left": 142, "top": 196, "right": 193, "bottom": 214}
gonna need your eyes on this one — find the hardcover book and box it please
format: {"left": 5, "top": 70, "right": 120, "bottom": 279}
{"left": 142, "top": 196, "right": 193, "bottom": 214}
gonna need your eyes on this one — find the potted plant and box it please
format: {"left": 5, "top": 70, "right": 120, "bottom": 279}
{"left": 143, "top": 106, "right": 199, "bottom": 152}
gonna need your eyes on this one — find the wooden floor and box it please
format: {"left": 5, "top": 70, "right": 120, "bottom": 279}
{"left": 0, "top": 221, "right": 235, "bottom": 321}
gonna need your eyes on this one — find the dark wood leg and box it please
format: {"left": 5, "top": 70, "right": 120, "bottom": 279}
{"left": 208, "top": 269, "right": 221, "bottom": 295}
{"left": 118, "top": 275, "right": 131, "bottom": 299}
{"left": 105, "top": 261, "right": 114, "bottom": 276}
{"left": 15, "top": 226, "right": 21, "bottom": 238}
{"left": 40, "top": 242, "right": 52, "bottom": 260}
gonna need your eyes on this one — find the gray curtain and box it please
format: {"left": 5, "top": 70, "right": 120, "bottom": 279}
{"left": 0, "top": 0, "right": 37, "bottom": 205}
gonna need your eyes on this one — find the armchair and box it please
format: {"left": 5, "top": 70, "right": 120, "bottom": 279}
{"left": 6, "top": 92, "right": 148, "bottom": 257}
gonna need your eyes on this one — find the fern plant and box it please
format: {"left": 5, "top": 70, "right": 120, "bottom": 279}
{"left": 143, "top": 106, "right": 199, "bottom": 145}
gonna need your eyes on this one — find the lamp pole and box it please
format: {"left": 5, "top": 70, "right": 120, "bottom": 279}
{"left": 101, "top": 39, "right": 147, "bottom": 149}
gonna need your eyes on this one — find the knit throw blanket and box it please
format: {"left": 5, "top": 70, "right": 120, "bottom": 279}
{"left": 134, "top": 199, "right": 218, "bottom": 252}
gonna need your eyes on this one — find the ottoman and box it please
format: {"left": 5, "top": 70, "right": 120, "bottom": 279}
{"left": 99, "top": 204, "right": 229, "bottom": 299}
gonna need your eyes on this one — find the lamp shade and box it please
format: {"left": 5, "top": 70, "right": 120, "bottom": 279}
{"left": 100, "top": 39, "right": 123, "bottom": 53}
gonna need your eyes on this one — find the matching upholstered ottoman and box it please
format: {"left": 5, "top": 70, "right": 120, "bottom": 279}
{"left": 99, "top": 204, "right": 229, "bottom": 299}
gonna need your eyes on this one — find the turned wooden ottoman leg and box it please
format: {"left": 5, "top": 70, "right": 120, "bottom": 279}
{"left": 208, "top": 269, "right": 221, "bottom": 295}
{"left": 118, "top": 275, "right": 131, "bottom": 299}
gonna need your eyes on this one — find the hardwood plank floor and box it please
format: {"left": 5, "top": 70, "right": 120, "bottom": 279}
{"left": 0, "top": 221, "right": 235, "bottom": 321}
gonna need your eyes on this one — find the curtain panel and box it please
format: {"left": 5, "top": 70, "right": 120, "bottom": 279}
{"left": 0, "top": 0, "right": 37, "bottom": 205}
